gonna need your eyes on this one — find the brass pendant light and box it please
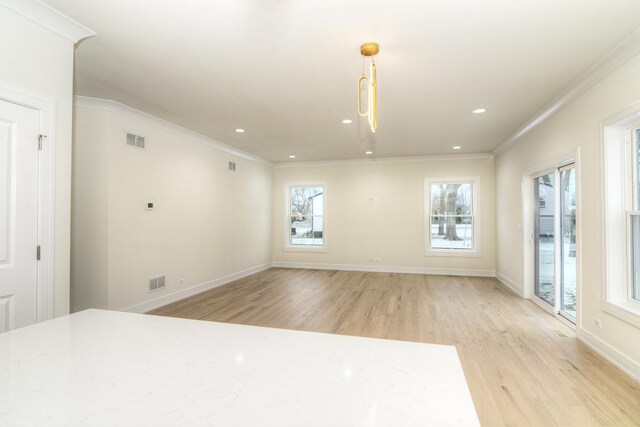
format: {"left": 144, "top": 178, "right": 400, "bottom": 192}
{"left": 358, "top": 42, "right": 379, "bottom": 133}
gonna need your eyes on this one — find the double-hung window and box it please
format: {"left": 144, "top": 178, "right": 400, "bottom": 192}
{"left": 425, "top": 178, "right": 479, "bottom": 256}
{"left": 602, "top": 113, "right": 640, "bottom": 328}
{"left": 629, "top": 127, "right": 640, "bottom": 302}
{"left": 285, "top": 184, "right": 325, "bottom": 250}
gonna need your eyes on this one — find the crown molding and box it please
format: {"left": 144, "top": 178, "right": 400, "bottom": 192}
{"left": 0, "top": 0, "right": 96, "bottom": 44}
{"left": 274, "top": 153, "right": 494, "bottom": 168}
{"left": 493, "top": 28, "right": 640, "bottom": 157}
{"left": 75, "top": 96, "right": 491, "bottom": 167}
{"left": 74, "top": 96, "right": 272, "bottom": 166}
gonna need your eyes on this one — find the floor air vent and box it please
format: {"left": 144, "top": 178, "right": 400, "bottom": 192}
{"left": 149, "top": 275, "right": 166, "bottom": 292}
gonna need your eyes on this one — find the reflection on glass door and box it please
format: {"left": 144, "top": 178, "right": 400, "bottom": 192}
{"left": 559, "top": 165, "right": 576, "bottom": 321}
{"left": 531, "top": 163, "right": 577, "bottom": 324}
{"left": 534, "top": 173, "right": 555, "bottom": 306}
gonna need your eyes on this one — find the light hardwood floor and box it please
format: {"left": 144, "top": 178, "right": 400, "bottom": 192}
{"left": 150, "top": 268, "right": 640, "bottom": 426}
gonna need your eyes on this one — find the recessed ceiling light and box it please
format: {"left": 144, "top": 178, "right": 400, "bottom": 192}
{"left": 453, "top": 146, "right": 462, "bottom": 150}
{"left": 234, "top": 128, "right": 245, "bottom": 133}
{"left": 342, "top": 119, "right": 353, "bottom": 124}
{"left": 289, "top": 155, "right": 296, "bottom": 159}
{"left": 365, "top": 151, "right": 373, "bottom": 154}
{"left": 472, "top": 108, "right": 487, "bottom": 114}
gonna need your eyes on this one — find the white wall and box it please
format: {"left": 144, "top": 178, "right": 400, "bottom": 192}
{"left": 272, "top": 157, "right": 496, "bottom": 275}
{"left": 72, "top": 102, "right": 272, "bottom": 312}
{"left": 496, "top": 53, "right": 640, "bottom": 378}
{"left": 0, "top": 6, "right": 77, "bottom": 317}
{"left": 73, "top": 102, "right": 496, "bottom": 312}
{"left": 71, "top": 108, "right": 109, "bottom": 310}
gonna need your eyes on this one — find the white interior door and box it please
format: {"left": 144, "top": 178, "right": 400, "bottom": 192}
{"left": 0, "top": 99, "right": 40, "bottom": 332}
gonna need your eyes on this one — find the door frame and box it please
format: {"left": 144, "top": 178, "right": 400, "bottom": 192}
{"left": 0, "top": 87, "right": 54, "bottom": 323}
{"left": 558, "top": 163, "right": 578, "bottom": 323}
{"left": 529, "top": 167, "right": 558, "bottom": 313}
{"left": 522, "top": 149, "right": 581, "bottom": 328}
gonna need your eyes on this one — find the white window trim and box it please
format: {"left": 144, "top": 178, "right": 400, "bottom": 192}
{"left": 602, "top": 108, "right": 640, "bottom": 329}
{"left": 283, "top": 182, "right": 327, "bottom": 253}
{"left": 424, "top": 177, "right": 480, "bottom": 257}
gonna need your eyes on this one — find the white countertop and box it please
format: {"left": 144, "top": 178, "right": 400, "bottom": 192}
{"left": 0, "top": 309, "right": 479, "bottom": 427}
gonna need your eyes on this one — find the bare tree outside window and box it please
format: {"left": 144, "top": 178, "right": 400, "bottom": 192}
{"left": 289, "top": 186, "right": 324, "bottom": 246}
{"left": 429, "top": 182, "right": 474, "bottom": 251}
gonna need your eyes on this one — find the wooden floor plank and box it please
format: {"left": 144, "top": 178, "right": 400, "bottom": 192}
{"left": 150, "top": 268, "right": 640, "bottom": 427}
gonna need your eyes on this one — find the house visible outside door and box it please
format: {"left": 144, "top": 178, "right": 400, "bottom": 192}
{"left": 558, "top": 165, "right": 577, "bottom": 321}
{"left": 0, "top": 99, "right": 41, "bottom": 332}
{"left": 533, "top": 172, "right": 556, "bottom": 307}
{"left": 530, "top": 161, "right": 578, "bottom": 324}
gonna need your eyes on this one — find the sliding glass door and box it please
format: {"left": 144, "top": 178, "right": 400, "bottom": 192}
{"left": 534, "top": 173, "right": 555, "bottom": 306}
{"left": 532, "top": 163, "right": 577, "bottom": 323}
{"left": 559, "top": 165, "right": 576, "bottom": 321}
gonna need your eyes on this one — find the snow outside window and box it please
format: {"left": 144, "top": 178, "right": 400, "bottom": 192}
{"left": 425, "top": 178, "right": 480, "bottom": 257}
{"left": 286, "top": 184, "right": 325, "bottom": 249}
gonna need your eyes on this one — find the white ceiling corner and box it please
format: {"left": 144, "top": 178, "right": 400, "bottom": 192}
{"left": 0, "top": 0, "right": 95, "bottom": 43}
{"left": 492, "top": 27, "right": 640, "bottom": 157}
{"left": 74, "top": 96, "right": 272, "bottom": 166}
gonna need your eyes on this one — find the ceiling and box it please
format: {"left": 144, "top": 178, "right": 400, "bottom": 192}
{"left": 43, "top": 0, "right": 640, "bottom": 162}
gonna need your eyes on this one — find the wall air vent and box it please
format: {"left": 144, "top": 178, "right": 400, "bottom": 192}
{"left": 149, "top": 275, "right": 166, "bottom": 292}
{"left": 228, "top": 161, "right": 236, "bottom": 171}
{"left": 126, "top": 132, "right": 145, "bottom": 149}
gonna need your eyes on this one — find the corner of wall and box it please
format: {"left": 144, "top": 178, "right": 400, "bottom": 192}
{"left": 495, "top": 272, "right": 524, "bottom": 297}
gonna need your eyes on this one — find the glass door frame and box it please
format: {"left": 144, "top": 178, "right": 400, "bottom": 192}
{"left": 558, "top": 163, "right": 577, "bottom": 322}
{"left": 522, "top": 155, "right": 580, "bottom": 328}
{"left": 531, "top": 168, "right": 559, "bottom": 313}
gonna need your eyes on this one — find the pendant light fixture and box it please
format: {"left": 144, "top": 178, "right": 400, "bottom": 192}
{"left": 358, "top": 42, "right": 379, "bottom": 133}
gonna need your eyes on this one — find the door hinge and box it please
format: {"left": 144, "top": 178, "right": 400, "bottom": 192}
{"left": 36, "top": 245, "right": 41, "bottom": 261}
{"left": 38, "top": 134, "right": 46, "bottom": 150}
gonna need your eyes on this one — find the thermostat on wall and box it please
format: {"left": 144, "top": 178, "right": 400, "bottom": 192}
{"left": 146, "top": 202, "right": 155, "bottom": 210}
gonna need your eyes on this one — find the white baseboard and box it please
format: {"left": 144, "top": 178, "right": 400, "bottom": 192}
{"left": 121, "top": 263, "right": 273, "bottom": 314}
{"left": 577, "top": 327, "right": 640, "bottom": 383}
{"left": 272, "top": 261, "right": 496, "bottom": 277}
{"left": 120, "top": 262, "right": 495, "bottom": 313}
{"left": 495, "top": 271, "right": 524, "bottom": 297}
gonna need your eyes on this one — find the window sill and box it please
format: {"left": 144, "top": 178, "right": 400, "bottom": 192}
{"left": 424, "top": 250, "right": 481, "bottom": 258}
{"left": 283, "top": 246, "right": 327, "bottom": 253}
{"left": 602, "top": 300, "right": 640, "bottom": 329}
